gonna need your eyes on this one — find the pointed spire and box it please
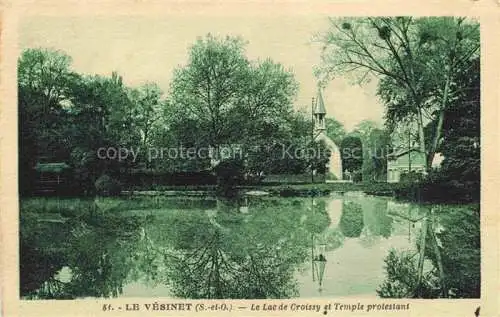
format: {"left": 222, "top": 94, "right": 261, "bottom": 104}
{"left": 314, "top": 86, "right": 326, "bottom": 115}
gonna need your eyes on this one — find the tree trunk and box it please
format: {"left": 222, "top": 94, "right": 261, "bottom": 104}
{"left": 416, "top": 108, "right": 427, "bottom": 156}
{"left": 427, "top": 74, "right": 450, "bottom": 171}
{"left": 427, "top": 73, "right": 450, "bottom": 170}
{"left": 426, "top": 109, "right": 445, "bottom": 171}
{"left": 429, "top": 208, "right": 447, "bottom": 297}
{"left": 416, "top": 216, "right": 428, "bottom": 297}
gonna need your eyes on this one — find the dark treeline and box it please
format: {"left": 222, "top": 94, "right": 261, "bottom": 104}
{"left": 19, "top": 17, "right": 481, "bottom": 202}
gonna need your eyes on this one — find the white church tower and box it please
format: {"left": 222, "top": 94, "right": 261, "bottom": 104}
{"left": 313, "top": 87, "right": 343, "bottom": 180}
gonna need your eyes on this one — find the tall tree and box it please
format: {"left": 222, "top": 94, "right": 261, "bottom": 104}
{"left": 168, "top": 34, "right": 300, "bottom": 175}
{"left": 227, "top": 58, "right": 298, "bottom": 146}
{"left": 351, "top": 120, "right": 390, "bottom": 181}
{"left": 438, "top": 57, "right": 480, "bottom": 191}
{"left": 340, "top": 135, "right": 363, "bottom": 179}
{"left": 352, "top": 120, "right": 380, "bottom": 141}
{"left": 169, "top": 34, "right": 250, "bottom": 154}
{"left": 128, "top": 82, "right": 164, "bottom": 148}
{"left": 18, "top": 48, "right": 79, "bottom": 160}
{"left": 69, "top": 73, "right": 137, "bottom": 168}
{"left": 361, "top": 128, "right": 391, "bottom": 182}
{"left": 18, "top": 48, "right": 80, "bottom": 194}
{"left": 316, "top": 17, "right": 480, "bottom": 171}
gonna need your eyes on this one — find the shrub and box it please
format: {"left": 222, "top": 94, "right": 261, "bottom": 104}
{"left": 425, "top": 205, "right": 480, "bottom": 298}
{"left": 215, "top": 159, "right": 245, "bottom": 189}
{"left": 377, "top": 249, "right": 438, "bottom": 298}
{"left": 352, "top": 169, "right": 363, "bottom": 182}
{"left": 400, "top": 171, "right": 425, "bottom": 183}
{"left": 394, "top": 175, "right": 479, "bottom": 203}
{"left": 326, "top": 172, "right": 338, "bottom": 181}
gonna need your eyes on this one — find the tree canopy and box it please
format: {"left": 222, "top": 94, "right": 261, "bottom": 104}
{"left": 169, "top": 34, "right": 298, "bottom": 151}
{"left": 18, "top": 35, "right": 323, "bottom": 194}
{"left": 340, "top": 135, "right": 363, "bottom": 178}
{"left": 315, "top": 17, "right": 480, "bottom": 172}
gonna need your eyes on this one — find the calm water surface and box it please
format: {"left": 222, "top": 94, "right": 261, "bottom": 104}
{"left": 20, "top": 192, "right": 441, "bottom": 299}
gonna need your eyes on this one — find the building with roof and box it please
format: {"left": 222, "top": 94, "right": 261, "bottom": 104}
{"left": 313, "top": 87, "right": 342, "bottom": 180}
{"left": 386, "top": 149, "right": 426, "bottom": 183}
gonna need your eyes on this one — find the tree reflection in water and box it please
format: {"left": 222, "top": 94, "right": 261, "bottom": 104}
{"left": 339, "top": 201, "right": 364, "bottom": 238}
{"left": 20, "top": 196, "right": 478, "bottom": 299}
{"left": 377, "top": 204, "right": 480, "bottom": 298}
{"left": 20, "top": 196, "right": 331, "bottom": 299}
{"left": 20, "top": 208, "right": 144, "bottom": 299}
{"left": 159, "top": 198, "right": 329, "bottom": 299}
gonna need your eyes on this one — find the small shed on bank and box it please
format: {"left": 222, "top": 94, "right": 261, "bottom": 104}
{"left": 34, "top": 162, "right": 72, "bottom": 195}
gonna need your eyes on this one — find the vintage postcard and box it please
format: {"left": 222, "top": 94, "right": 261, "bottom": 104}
{"left": 1, "top": 0, "right": 499, "bottom": 316}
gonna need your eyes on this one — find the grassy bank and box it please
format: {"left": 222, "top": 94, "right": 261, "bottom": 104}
{"left": 29, "top": 178, "right": 478, "bottom": 204}
{"left": 123, "top": 182, "right": 399, "bottom": 198}
{"left": 123, "top": 181, "right": 478, "bottom": 204}
{"left": 241, "top": 182, "right": 397, "bottom": 196}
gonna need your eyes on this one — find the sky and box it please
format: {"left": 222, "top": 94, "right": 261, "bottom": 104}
{"left": 19, "top": 15, "right": 385, "bottom": 132}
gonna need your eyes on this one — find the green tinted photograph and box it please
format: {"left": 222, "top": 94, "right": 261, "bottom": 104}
{"left": 18, "top": 16, "right": 480, "bottom": 300}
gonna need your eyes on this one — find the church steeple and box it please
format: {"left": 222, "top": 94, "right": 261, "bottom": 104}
{"left": 312, "top": 85, "right": 343, "bottom": 181}
{"left": 314, "top": 86, "right": 326, "bottom": 132}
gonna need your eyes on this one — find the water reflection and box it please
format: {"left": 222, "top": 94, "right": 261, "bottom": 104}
{"left": 377, "top": 202, "right": 480, "bottom": 298}
{"left": 21, "top": 197, "right": 319, "bottom": 299}
{"left": 339, "top": 201, "right": 364, "bottom": 238}
{"left": 20, "top": 208, "right": 144, "bottom": 299}
{"left": 152, "top": 198, "right": 315, "bottom": 299}
{"left": 19, "top": 194, "right": 479, "bottom": 299}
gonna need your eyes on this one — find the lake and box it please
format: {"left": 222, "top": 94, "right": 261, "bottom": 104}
{"left": 19, "top": 192, "right": 480, "bottom": 299}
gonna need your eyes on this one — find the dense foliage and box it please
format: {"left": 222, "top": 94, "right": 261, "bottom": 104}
{"left": 340, "top": 135, "right": 363, "bottom": 180}
{"left": 19, "top": 36, "right": 331, "bottom": 196}
{"left": 316, "top": 16, "right": 480, "bottom": 201}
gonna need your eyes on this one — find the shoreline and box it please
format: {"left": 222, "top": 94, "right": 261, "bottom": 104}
{"left": 25, "top": 182, "right": 478, "bottom": 205}
{"left": 117, "top": 182, "right": 398, "bottom": 198}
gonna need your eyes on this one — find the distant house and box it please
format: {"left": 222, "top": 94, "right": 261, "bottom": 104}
{"left": 387, "top": 149, "right": 426, "bottom": 183}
